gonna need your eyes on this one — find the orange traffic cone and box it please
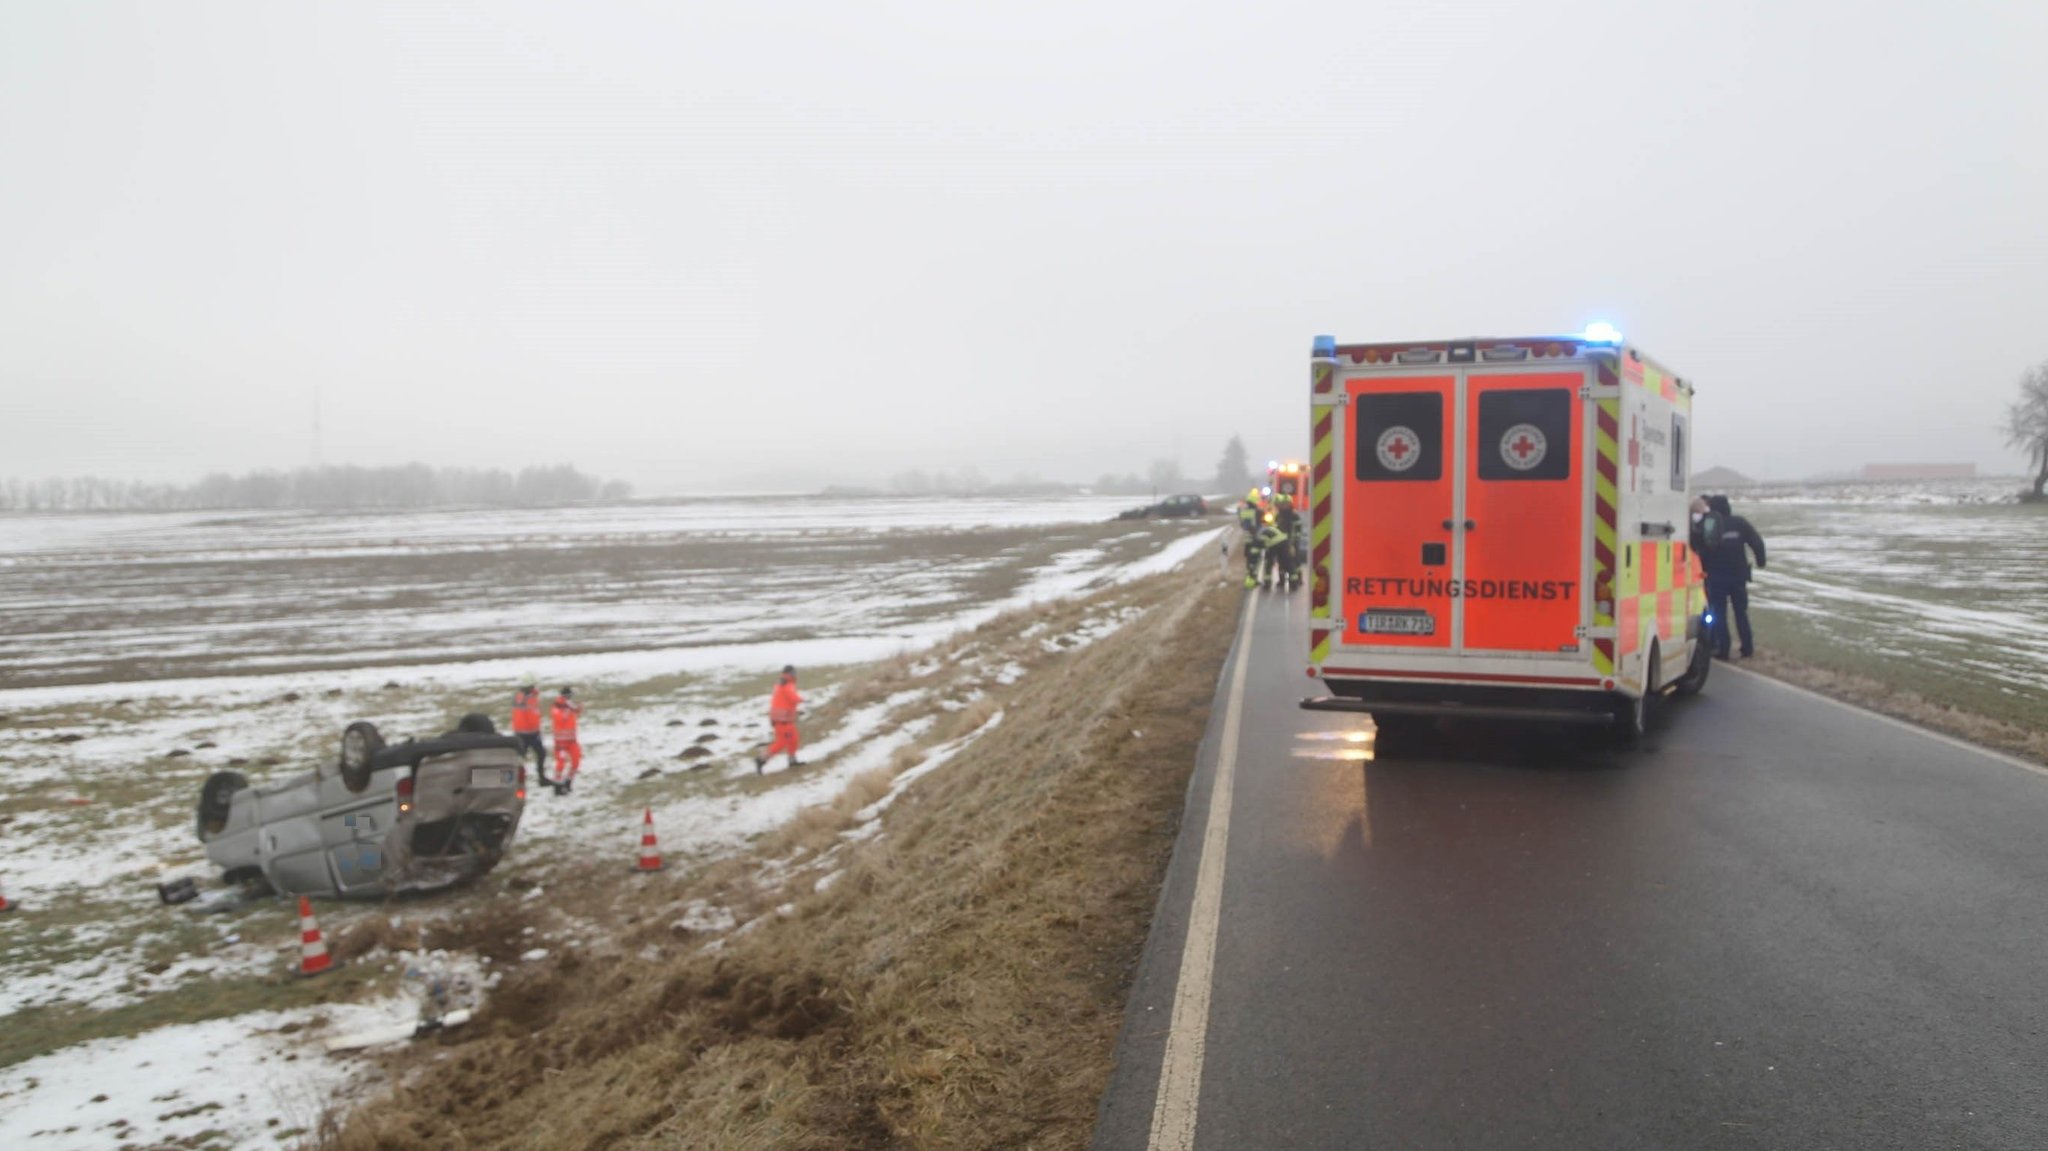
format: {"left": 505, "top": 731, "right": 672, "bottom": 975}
{"left": 0, "top": 877, "right": 14, "bottom": 913}
{"left": 634, "top": 807, "right": 664, "bottom": 872}
{"left": 297, "top": 895, "right": 334, "bottom": 977}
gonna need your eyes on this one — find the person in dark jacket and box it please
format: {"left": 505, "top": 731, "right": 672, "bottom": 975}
{"left": 1701, "top": 494, "right": 1766, "bottom": 658}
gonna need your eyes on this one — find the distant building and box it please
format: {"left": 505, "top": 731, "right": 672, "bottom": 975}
{"left": 1860, "top": 463, "right": 1976, "bottom": 481}
{"left": 1691, "top": 466, "right": 1755, "bottom": 489}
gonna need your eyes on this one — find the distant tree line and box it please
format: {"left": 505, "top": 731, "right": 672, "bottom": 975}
{"left": 1099, "top": 435, "right": 1259, "bottom": 497}
{"left": 855, "top": 435, "right": 1262, "bottom": 499}
{"left": 0, "top": 464, "right": 631, "bottom": 511}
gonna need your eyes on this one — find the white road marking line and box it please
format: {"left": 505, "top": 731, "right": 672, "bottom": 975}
{"left": 1721, "top": 664, "right": 2048, "bottom": 780}
{"left": 1147, "top": 594, "right": 1258, "bottom": 1150}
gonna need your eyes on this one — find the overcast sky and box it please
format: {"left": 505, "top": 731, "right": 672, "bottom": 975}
{"left": 3, "top": 0, "right": 2044, "bottom": 493}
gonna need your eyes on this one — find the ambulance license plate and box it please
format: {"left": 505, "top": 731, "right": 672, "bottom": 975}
{"left": 1359, "top": 609, "right": 1435, "bottom": 636}
{"left": 470, "top": 767, "right": 517, "bottom": 788}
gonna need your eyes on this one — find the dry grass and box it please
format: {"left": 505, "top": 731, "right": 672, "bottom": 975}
{"left": 1740, "top": 650, "right": 2048, "bottom": 766}
{"left": 314, "top": 558, "right": 1239, "bottom": 1151}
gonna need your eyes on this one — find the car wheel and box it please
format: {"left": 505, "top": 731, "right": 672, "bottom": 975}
{"left": 1369, "top": 714, "right": 1418, "bottom": 757}
{"left": 222, "top": 866, "right": 272, "bottom": 895}
{"left": 1672, "top": 630, "right": 1712, "bottom": 697}
{"left": 340, "top": 721, "right": 387, "bottom": 793}
{"left": 1614, "top": 645, "right": 1660, "bottom": 748}
{"left": 196, "top": 771, "right": 248, "bottom": 840}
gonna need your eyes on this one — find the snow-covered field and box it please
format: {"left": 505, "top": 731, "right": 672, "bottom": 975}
{"left": 0, "top": 496, "right": 1223, "bottom": 1150}
{"left": 1727, "top": 480, "right": 2048, "bottom": 717}
{"left": 0, "top": 495, "right": 1176, "bottom": 688}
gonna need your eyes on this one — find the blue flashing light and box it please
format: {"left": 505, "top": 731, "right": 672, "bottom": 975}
{"left": 1312, "top": 334, "right": 1337, "bottom": 357}
{"left": 1704, "top": 612, "right": 1716, "bottom": 626}
{"left": 1580, "top": 321, "right": 1624, "bottom": 345}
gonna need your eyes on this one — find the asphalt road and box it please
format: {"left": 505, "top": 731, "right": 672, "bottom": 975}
{"left": 1094, "top": 591, "right": 2048, "bottom": 1150}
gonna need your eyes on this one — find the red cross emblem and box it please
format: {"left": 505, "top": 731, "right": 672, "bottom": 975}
{"left": 1376, "top": 426, "right": 1421, "bottom": 472}
{"left": 1499, "top": 423, "right": 1547, "bottom": 471}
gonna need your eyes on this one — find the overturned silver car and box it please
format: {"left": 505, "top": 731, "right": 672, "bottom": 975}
{"left": 195, "top": 715, "right": 528, "bottom": 898}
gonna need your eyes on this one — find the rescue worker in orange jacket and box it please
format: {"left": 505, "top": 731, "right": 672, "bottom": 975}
{"left": 549, "top": 687, "right": 582, "bottom": 796}
{"left": 510, "top": 683, "right": 551, "bottom": 784}
{"left": 753, "top": 665, "right": 803, "bottom": 774}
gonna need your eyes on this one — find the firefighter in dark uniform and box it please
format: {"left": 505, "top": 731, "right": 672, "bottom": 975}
{"left": 1271, "top": 494, "right": 1303, "bottom": 589}
{"left": 1701, "top": 493, "right": 1767, "bottom": 659}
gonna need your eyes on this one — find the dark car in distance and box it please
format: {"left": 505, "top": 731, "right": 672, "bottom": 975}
{"left": 1115, "top": 494, "right": 1211, "bottom": 520}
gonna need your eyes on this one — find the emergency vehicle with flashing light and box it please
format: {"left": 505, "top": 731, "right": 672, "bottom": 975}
{"left": 1268, "top": 459, "right": 1311, "bottom": 515}
{"left": 1297, "top": 327, "right": 1711, "bottom": 744}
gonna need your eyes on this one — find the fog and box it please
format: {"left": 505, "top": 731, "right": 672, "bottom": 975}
{"left": 3, "top": 0, "right": 2044, "bottom": 494}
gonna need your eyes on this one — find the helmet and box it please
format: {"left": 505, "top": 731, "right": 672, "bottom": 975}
{"left": 1246, "top": 488, "right": 1261, "bottom": 501}
{"left": 1276, "top": 493, "right": 1294, "bottom": 507}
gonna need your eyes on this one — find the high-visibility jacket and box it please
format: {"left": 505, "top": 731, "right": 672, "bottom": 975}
{"left": 769, "top": 678, "right": 803, "bottom": 725}
{"left": 511, "top": 690, "right": 542, "bottom": 734}
{"left": 550, "top": 698, "right": 580, "bottom": 739}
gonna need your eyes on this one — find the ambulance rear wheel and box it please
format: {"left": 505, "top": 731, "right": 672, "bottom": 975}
{"left": 1614, "top": 646, "right": 1660, "bottom": 748}
{"left": 1368, "top": 714, "right": 1417, "bottom": 756}
{"left": 1672, "top": 634, "right": 1712, "bottom": 697}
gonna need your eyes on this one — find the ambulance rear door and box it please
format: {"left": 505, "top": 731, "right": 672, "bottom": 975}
{"left": 1458, "top": 366, "right": 1588, "bottom": 658}
{"left": 1339, "top": 373, "right": 1456, "bottom": 649}
{"left": 1337, "top": 360, "right": 1591, "bottom": 661}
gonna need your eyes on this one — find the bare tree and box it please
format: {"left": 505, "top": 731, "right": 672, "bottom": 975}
{"left": 1213, "top": 435, "right": 1252, "bottom": 494}
{"left": 2006, "top": 360, "right": 2048, "bottom": 500}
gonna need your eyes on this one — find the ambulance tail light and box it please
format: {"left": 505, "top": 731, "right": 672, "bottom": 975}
{"left": 1594, "top": 574, "right": 1615, "bottom": 619}
{"left": 396, "top": 775, "right": 415, "bottom": 815}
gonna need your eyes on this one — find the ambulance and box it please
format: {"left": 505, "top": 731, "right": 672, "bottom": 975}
{"left": 1299, "top": 326, "right": 1711, "bottom": 744}
{"left": 1268, "top": 459, "right": 1311, "bottom": 514}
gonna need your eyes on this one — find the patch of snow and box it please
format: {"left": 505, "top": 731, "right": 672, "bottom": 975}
{"left": 0, "top": 1007, "right": 372, "bottom": 1151}
{"left": 853, "top": 713, "right": 1006, "bottom": 825}
{"left": 672, "top": 901, "right": 737, "bottom": 935}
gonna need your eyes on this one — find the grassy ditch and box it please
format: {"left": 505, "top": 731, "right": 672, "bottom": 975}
{"left": 1728, "top": 496, "right": 2047, "bottom": 763}
{"left": 316, "top": 565, "right": 1241, "bottom": 1150}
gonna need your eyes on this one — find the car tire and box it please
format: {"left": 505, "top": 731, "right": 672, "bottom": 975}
{"left": 1369, "top": 714, "right": 1419, "bottom": 757}
{"left": 196, "top": 770, "right": 248, "bottom": 840}
{"left": 1614, "top": 645, "right": 1660, "bottom": 748}
{"left": 340, "top": 721, "right": 387, "bottom": 793}
{"left": 1671, "top": 629, "right": 1712, "bottom": 697}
